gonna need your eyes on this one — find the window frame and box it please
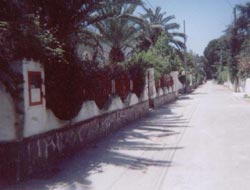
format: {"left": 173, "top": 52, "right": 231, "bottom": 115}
{"left": 28, "top": 71, "right": 43, "bottom": 106}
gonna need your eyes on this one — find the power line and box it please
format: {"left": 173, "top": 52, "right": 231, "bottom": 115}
{"left": 145, "top": 0, "right": 154, "bottom": 9}
{"left": 225, "top": 0, "right": 233, "bottom": 8}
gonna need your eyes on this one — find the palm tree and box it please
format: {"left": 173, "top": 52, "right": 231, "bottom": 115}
{"left": 0, "top": 0, "right": 144, "bottom": 121}
{"left": 234, "top": 3, "right": 250, "bottom": 80}
{"left": 138, "top": 6, "right": 185, "bottom": 51}
{"left": 231, "top": 3, "right": 250, "bottom": 56}
{"left": 93, "top": 3, "right": 144, "bottom": 64}
{"left": 224, "top": 3, "right": 250, "bottom": 90}
{"left": 235, "top": 3, "right": 250, "bottom": 34}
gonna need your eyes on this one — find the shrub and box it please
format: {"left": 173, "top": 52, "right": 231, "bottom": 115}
{"left": 45, "top": 61, "right": 84, "bottom": 120}
{"left": 45, "top": 60, "right": 148, "bottom": 120}
{"left": 126, "top": 60, "right": 147, "bottom": 98}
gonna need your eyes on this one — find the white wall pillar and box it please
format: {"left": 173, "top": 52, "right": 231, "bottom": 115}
{"left": 147, "top": 68, "right": 157, "bottom": 99}
{"left": 0, "top": 83, "right": 16, "bottom": 141}
{"left": 22, "top": 60, "right": 47, "bottom": 137}
{"left": 245, "top": 79, "right": 250, "bottom": 96}
{"left": 170, "top": 71, "right": 183, "bottom": 95}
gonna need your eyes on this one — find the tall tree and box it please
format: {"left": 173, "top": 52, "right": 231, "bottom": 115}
{"left": 224, "top": 3, "right": 250, "bottom": 87}
{"left": 138, "top": 6, "right": 185, "bottom": 51}
{"left": 93, "top": 3, "right": 144, "bottom": 63}
{"left": 235, "top": 3, "right": 250, "bottom": 37}
{"left": 0, "top": 0, "right": 143, "bottom": 120}
{"left": 203, "top": 36, "right": 231, "bottom": 79}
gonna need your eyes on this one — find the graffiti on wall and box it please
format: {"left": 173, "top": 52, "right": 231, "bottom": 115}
{"left": 0, "top": 101, "right": 149, "bottom": 181}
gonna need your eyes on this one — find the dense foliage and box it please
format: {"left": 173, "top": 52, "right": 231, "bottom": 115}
{"left": 204, "top": 2, "right": 250, "bottom": 86}
{"left": 238, "top": 39, "right": 250, "bottom": 78}
{"left": 93, "top": 3, "right": 144, "bottom": 64}
{"left": 1, "top": 0, "right": 204, "bottom": 120}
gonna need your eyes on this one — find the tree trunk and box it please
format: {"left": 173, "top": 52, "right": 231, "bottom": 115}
{"left": 109, "top": 47, "right": 125, "bottom": 64}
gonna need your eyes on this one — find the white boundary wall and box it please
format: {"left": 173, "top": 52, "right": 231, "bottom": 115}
{"left": 0, "top": 83, "right": 16, "bottom": 141}
{"left": 0, "top": 61, "right": 178, "bottom": 140}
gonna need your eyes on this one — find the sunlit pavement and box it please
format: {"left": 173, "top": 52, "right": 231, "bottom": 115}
{"left": 4, "top": 81, "right": 250, "bottom": 190}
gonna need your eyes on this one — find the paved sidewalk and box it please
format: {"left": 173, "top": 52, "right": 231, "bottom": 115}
{"left": 3, "top": 81, "right": 250, "bottom": 190}
{"left": 161, "top": 82, "right": 250, "bottom": 190}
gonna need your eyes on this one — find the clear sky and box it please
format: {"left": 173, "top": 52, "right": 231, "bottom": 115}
{"left": 141, "top": 0, "right": 249, "bottom": 55}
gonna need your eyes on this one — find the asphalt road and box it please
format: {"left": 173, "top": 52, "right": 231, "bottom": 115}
{"left": 4, "top": 81, "right": 250, "bottom": 190}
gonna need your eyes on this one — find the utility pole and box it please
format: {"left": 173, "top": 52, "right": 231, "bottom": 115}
{"left": 232, "top": 7, "right": 239, "bottom": 92}
{"left": 219, "top": 49, "right": 223, "bottom": 81}
{"left": 183, "top": 20, "right": 187, "bottom": 93}
{"left": 234, "top": 7, "right": 237, "bottom": 28}
{"left": 219, "top": 49, "right": 223, "bottom": 65}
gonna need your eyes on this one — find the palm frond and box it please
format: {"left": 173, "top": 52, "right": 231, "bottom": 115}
{"left": 162, "top": 15, "right": 175, "bottom": 24}
{"left": 164, "top": 23, "right": 180, "bottom": 31}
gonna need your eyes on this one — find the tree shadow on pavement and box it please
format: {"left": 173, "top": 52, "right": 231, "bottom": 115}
{"left": 188, "top": 92, "right": 207, "bottom": 96}
{"left": 3, "top": 102, "right": 189, "bottom": 190}
{"left": 177, "top": 96, "right": 192, "bottom": 101}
